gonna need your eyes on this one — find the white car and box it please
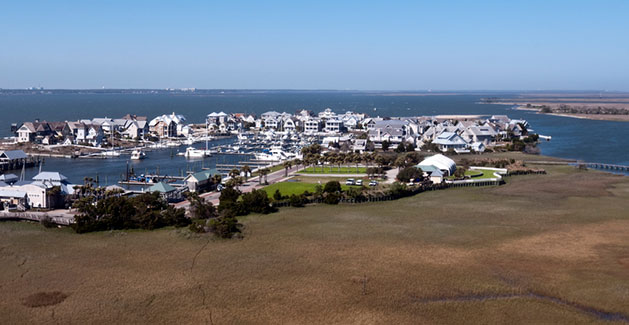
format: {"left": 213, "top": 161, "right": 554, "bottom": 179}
{"left": 356, "top": 179, "right": 363, "bottom": 186}
{"left": 369, "top": 180, "right": 378, "bottom": 186}
{"left": 345, "top": 178, "right": 355, "bottom": 185}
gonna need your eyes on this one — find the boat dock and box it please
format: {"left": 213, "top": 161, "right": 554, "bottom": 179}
{"left": 583, "top": 162, "right": 629, "bottom": 172}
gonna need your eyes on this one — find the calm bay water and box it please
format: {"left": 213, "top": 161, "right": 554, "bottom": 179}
{"left": 1, "top": 92, "right": 627, "bottom": 185}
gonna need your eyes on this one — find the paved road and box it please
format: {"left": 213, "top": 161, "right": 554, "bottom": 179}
{"left": 0, "top": 209, "right": 77, "bottom": 225}
{"left": 175, "top": 164, "right": 301, "bottom": 208}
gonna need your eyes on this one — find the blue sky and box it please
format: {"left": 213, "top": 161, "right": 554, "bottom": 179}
{"left": 1, "top": 0, "right": 628, "bottom": 90}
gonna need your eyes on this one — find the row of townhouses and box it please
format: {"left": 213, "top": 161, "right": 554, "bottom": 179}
{"left": 15, "top": 113, "right": 191, "bottom": 146}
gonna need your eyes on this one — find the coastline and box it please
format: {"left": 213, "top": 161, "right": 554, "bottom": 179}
{"left": 510, "top": 105, "right": 629, "bottom": 122}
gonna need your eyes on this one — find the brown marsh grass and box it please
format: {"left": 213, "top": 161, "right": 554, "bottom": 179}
{"left": 1, "top": 164, "right": 628, "bottom": 324}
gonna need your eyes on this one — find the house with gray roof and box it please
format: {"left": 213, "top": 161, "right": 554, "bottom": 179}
{"left": 432, "top": 132, "right": 469, "bottom": 152}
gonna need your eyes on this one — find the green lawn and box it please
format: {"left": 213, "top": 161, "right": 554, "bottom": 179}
{"left": 447, "top": 168, "right": 500, "bottom": 180}
{"left": 300, "top": 166, "right": 368, "bottom": 174}
{"left": 251, "top": 163, "right": 284, "bottom": 176}
{"left": 262, "top": 180, "right": 359, "bottom": 197}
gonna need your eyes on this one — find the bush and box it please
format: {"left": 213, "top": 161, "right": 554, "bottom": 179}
{"left": 323, "top": 180, "right": 342, "bottom": 193}
{"left": 453, "top": 167, "right": 466, "bottom": 178}
{"left": 388, "top": 182, "right": 409, "bottom": 198}
{"left": 71, "top": 192, "right": 188, "bottom": 233}
{"left": 187, "top": 192, "right": 217, "bottom": 220}
{"left": 208, "top": 216, "right": 242, "bottom": 239}
{"left": 189, "top": 219, "right": 207, "bottom": 233}
{"left": 241, "top": 189, "right": 275, "bottom": 214}
{"left": 289, "top": 194, "right": 306, "bottom": 207}
{"left": 39, "top": 215, "right": 56, "bottom": 228}
{"left": 273, "top": 189, "right": 283, "bottom": 201}
{"left": 344, "top": 187, "right": 363, "bottom": 200}
{"left": 323, "top": 192, "right": 340, "bottom": 204}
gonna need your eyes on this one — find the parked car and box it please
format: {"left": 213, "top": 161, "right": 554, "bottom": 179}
{"left": 356, "top": 179, "right": 363, "bottom": 186}
{"left": 345, "top": 178, "right": 355, "bottom": 185}
{"left": 369, "top": 180, "right": 378, "bottom": 186}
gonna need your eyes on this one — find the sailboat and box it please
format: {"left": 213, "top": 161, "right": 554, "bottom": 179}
{"left": 102, "top": 128, "right": 120, "bottom": 157}
{"left": 180, "top": 123, "right": 212, "bottom": 158}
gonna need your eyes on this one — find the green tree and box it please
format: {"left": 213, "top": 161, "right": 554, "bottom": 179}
{"left": 324, "top": 180, "right": 342, "bottom": 193}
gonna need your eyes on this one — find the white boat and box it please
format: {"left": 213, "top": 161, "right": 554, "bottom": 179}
{"left": 130, "top": 149, "right": 146, "bottom": 160}
{"left": 101, "top": 150, "right": 120, "bottom": 157}
{"left": 181, "top": 146, "right": 211, "bottom": 158}
{"left": 254, "top": 148, "right": 294, "bottom": 161}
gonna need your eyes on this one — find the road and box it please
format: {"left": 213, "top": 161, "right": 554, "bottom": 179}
{"left": 174, "top": 164, "right": 302, "bottom": 208}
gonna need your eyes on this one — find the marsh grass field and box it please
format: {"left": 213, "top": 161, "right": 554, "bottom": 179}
{"left": 1, "top": 159, "right": 629, "bottom": 323}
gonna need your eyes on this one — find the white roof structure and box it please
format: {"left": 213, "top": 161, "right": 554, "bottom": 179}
{"left": 0, "top": 150, "right": 28, "bottom": 161}
{"left": 0, "top": 188, "right": 27, "bottom": 198}
{"left": 33, "top": 172, "right": 69, "bottom": 184}
{"left": 417, "top": 154, "right": 456, "bottom": 176}
{"left": 433, "top": 132, "right": 468, "bottom": 146}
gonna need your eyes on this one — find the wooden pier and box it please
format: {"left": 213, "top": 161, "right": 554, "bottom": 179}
{"left": 0, "top": 157, "right": 41, "bottom": 172}
{"left": 583, "top": 162, "right": 629, "bottom": 172}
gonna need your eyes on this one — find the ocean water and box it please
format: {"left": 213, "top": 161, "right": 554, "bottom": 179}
{"left": 1, "top": 92, "right": 627, "bottom": 185}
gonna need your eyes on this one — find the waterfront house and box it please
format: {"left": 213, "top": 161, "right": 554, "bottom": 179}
{"left": 0, "top": 188, "right": 27, "bottom": 210}
{"left": 148, "top": 182, "right": 178, "bottom": 201}
{"left": 432, "top": 131, "right": 469, "bottom": 152}
{"left": 362, "top": 118, "right": 378, "bottom": 130}
{"left": 283, "top": 118, "right": 297, "bottom": 132}
{"left": 149, "top": 113, "right": 187, "bottom": 137}
{"left": 352, "top": 139, "right": 367, "bottom": 153}
{"left": 369, "top": 119, "right": 409, "bottom": 143}
{"left": 462, "top": 126, "right": 497, "bottom": 144}
{"left": 304, "top": 118, "right": 322, "bottom": 134}
{"left": 184, "top": 170, "right": 214, "bottom": 193}
{"left": 318, "top": 108, "right": 336, "bottom": 119}
{"left": 85, "top": 125, "right": 104, "bottom": 146}
{"left": 324, "top": 118, "right": 345, "bottom": 134}
{"left": 9, "top": 182, "right": 48, "bottom": 209}
{"left": 0, "top": 150, "right": 28, "bottom": 164}
{"left": 17, "top": 122, "right": 37, "bottom": 143}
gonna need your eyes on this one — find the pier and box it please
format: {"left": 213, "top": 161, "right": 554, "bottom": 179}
{"left": 583, "top": 162, "right": 629, "bottom": 172}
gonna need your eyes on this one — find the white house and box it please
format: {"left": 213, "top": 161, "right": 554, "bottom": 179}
{"left": 433, "top": 132, "right": 468, "bottom": 152}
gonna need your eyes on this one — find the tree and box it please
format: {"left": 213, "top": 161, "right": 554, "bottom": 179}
{"left": 283, "top": 160, "right": 293, "bottom": 177}
{"left": 381, "top": 140, "right": 391, "bottom": 151}
{"left": 229, "top": 168, "right": 241, "bottom": 185}
{"left": 211, "top": 174, "right": 222, "bottom": 187}
{"left": 207, "top": 215, "right": 242, "bottom": 239}
{"left": 324, "top": 180, "right": 342, "bottom": 193}
{"left": 241, "top": 189, "right": 274, "bottom": 214}
{"left": 454, "top": 167, "right": 466, "bottom": 178}
{"left": 289, "top": 194, "right": 306, "bottom": 207}
{"left": 395, "top": 142, "right": 406, "bottom": 153}
{"left": 240, "top": 165, "right": 252, "bottom": 181}
{"left": 396, "top": 166, "right": 423, "bottom": 183}
{"left": 187, "top": 192, "right": 218, "bottom": 219}
{"left": 259, "top": 168, "right": 271, "bottom": 185}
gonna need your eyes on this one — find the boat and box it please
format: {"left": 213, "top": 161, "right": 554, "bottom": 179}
{"left": 181, "top": 146, "right": 211, "bottom": 158}
{"left": 101, "top": 150, "right": 120, "bottom": 157}
{"left": 130, "top": 149, "right": 146, "bottom": 160}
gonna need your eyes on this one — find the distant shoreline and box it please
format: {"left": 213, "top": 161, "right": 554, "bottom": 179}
{"left": 509, "top": 104, "right": 629, "bottom": 122}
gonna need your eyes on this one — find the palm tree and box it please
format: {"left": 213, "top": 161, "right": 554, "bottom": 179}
{"left": 240, "top": 165, "right": 252, "bottom": 181}
{"left": 293, "top": 158, "right": 302, "bottom": 171}
{"left": 352, "top": 152, "right": 362, "bottom": 173}
{"left": 336, "top": 152, "right": 345, "bottom": 172}
{"left": 211, "top": 174, "right": 222, "bottom": 186}
{"left": 259, "top": 168, "right": 270, "bottom": 185}
{"left": 229, "top": 168, "right": 240, "bottom": 179}
{"left": 283, "top": 160, "right": 293, "bottom": 177}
